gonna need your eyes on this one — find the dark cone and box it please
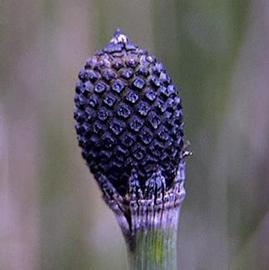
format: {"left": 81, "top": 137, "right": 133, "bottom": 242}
{"left": 74, "top": 29, "right": 184, "bottom": 197}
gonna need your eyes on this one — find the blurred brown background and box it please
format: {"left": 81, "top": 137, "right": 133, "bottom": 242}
{"left": 0, "top": 0, "right": 269, "bottom": 269}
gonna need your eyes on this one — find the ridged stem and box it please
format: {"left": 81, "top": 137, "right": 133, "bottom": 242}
{"left": 127, "top": 207, "right": 180, "bottom": 270}
{"left": 100, "top": 162, "right": 186, "bottom": 270}
{"left": 123, "top": 198, "right": 181, "bottom": 270}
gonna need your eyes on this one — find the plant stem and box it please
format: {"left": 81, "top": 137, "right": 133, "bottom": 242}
{"left": 127, "top": 212, "right": 179, "bottom": 270}
{"left": 101, "top": 162, "right": 186, "bottom": 270}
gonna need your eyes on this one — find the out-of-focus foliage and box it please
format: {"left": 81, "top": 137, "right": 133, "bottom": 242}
{"left": 1, "top": 1, "right": 268, "bottom": 270}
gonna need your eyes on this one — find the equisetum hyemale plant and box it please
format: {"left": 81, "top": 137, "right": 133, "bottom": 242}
{"left": 74, "top": 29, "right": 189, "bottom": 270}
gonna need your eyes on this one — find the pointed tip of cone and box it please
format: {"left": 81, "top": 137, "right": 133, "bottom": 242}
{"left": 113, "top": 27, "right": 123, "bottom": 37}
{"left": 110, "top": 27, "right": 128, "bottom": 44}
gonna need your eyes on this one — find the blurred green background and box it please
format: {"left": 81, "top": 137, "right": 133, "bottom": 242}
{"left": 1, "top": 0, "right": 269, "bottom": 269}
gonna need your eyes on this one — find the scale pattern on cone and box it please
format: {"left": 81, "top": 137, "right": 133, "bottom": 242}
{"left": 74, "top": 29, "right": 184, "bottom": 196}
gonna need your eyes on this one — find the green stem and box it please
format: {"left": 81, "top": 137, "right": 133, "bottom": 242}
{"left": 128, "top": 227, "right": 178, "bottom": 270}
{"left": 124, "top": 203, "right": 182, "bottom": 270}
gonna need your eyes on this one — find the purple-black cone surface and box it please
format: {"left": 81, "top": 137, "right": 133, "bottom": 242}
{"left": 74, "top": 29, "right": 184, "bottom": 196}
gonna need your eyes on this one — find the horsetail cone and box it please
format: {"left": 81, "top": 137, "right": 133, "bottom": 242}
{"left": 74, "top": 29, "right": 187, "bottom": 234}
